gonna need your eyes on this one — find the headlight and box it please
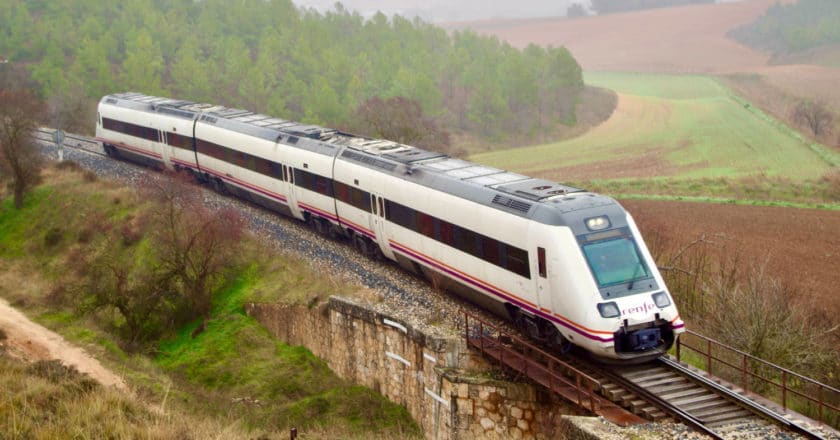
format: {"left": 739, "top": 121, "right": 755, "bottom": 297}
{"left": 652, "top": 291, "right": 671, "bottom": 308}
{"left": 585, "top": 216, "right": 610, "bottom": 231}
{"left": 597, "top": 302, "right": 620, "bottom": 318}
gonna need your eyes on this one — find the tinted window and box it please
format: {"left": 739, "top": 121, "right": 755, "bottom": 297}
{"left": 582, "top": 238, "right": 650, "bottom": 288}
{"left": 384, "top": 200, "right": 529, "bottom": 278}
{"left": 102, "top": 118, "right": 158, "bottom": 141}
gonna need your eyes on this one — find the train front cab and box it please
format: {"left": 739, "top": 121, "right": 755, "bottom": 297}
{"left": 577, "top": 215, "right": 685, "bottom": 361}
{"left": 530, "top": 208, "right": 684, "bottom": 361}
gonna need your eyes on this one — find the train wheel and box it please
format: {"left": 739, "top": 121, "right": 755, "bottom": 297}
{"left": 547, "top": 327, "right": 574, "bottom": 355}
{"left": 314, "top": 218, "right": 331, "bottom": 236}
{"left": 353, "top": 235, "right": 373, "bottom": 257}
{"left": 212, "top": 178, "right": 227, "bottom": 195}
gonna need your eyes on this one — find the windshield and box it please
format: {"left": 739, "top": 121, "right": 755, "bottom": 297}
{"left": 582, "top": 237, "right": 651, "bottom": 288}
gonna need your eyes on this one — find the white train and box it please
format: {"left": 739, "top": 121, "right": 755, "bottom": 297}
{"left": 96, "top": 92, "right": 685, "bottom": 361}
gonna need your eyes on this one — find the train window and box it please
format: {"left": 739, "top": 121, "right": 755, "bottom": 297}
{"left": 270, "top": 162, "right": 283, "bottom": 179}
{"left": 482, "top": 240, "right": 501, "bottom": 266}
{"left": 456, "top": 228, "right": 481, "bottom": 257}
{"left": 439, "top": 220, "right": 455, "bottom": 246}
{"left": 538, "top": 247, "right": 547, "bottom": 278}
{"left": 256, "top": 158, "right": 272, "bottom": 176}
{"left": 352, "top": 188, "right": 371, "bottom": 211}
{"left": 506, "top": 246, "right": 531, "bottom": 278}
{"left": 385, "top": 200, "right": 417, "bottom": 231}
{"left": 381, "top": 200, "right": 530, "bottom": 278}
{"left": 419, "top": 213, "right": 435, "bottom": 237}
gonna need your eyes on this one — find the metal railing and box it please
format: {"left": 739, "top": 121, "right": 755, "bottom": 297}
{"left": 676, "top": 330, "right": 839, "bottom": 426}
{"left": 463, "top": 312, "right": 604, "bottom": 413}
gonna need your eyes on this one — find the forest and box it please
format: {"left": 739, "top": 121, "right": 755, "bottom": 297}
{"left": 728, "top": 0, "right": 840, "bottom": 54}
{"left": 0, "top": 0, "right": 584, "bottom": 143}
{"left": 585, "top": 0, "right": 714, "bottom": 15}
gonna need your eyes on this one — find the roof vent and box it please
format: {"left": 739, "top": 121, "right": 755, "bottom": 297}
{"left": 492, "top": 194, "right": 532, "bottom": 214}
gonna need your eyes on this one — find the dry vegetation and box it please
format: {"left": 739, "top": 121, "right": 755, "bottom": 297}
{"left": 0, "top": 165, "right": 419, "bottom": 439}
{"left": 631, "top": 200, "right": 840, "bottom": 424}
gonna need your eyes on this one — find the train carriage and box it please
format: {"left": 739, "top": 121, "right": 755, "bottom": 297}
{"left": 96, "top": 92, "right": 685, "bottom": 361}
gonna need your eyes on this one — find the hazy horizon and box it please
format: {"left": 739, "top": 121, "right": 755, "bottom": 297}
{"left": 291, "top": 0, "right": 745, "bottom": 22}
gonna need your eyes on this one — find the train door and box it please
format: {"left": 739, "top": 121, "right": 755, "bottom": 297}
{"left": 158, "top": 130, "right": 173, "bottom": 170}
{"left": 535, "top": 246, "right": 550, "bottom": 310}
{"left": 369, "top": 193, "right": 395, "bottom": 260}
{"left": 282, "top": 164, "right": 304, "bottom": 220}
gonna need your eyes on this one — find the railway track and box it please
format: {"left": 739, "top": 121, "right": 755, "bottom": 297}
{"left": 33, "top": 127, "right": 105, "bottom": 157}
{"left": 465, "top": 312, "right": 836, "bottom": 440}
{"left": 588, "top": 356, "right": 828, "bottom": 439}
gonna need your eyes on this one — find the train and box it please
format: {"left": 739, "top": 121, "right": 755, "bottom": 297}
{"left": 95, "top": 92, "right": 685, "bottom": 361}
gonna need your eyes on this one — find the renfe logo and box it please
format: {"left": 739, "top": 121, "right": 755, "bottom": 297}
{"left": 622, "top": 302, "right": 657, "bottom": 317}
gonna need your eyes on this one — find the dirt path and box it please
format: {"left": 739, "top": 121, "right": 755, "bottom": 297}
{"left": 0, "top": 297, "right": 128, "bottom": 391}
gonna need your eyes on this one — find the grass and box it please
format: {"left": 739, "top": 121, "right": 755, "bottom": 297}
{"left": 469, "top": 72, "right": 840, "bottom": 203}
{"left": 0, "top": 166, "right": 420, "bottom": 439}
{"left": 0, "top": 354, "right": 252, "bottom": 439}
{"left": 155, "top": 268, "right": 418, "bottom": 435}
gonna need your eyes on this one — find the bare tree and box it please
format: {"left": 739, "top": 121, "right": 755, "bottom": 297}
{"left": 47, "top": 90, "right": 95, "bottom": 136}
{"left": 353, "top": 96, "right": 457, "bottom": 155}
{"left": 79, "top": 237, "right": 179, "bottom": 350}
{"left": 792, "top": 100, "right": 833, "bottom": 137}
{"left": 0, "top": 88, "right": 45, "bottom": 209}
{"left": 145, "top": 173, "right": 246, "bottom": 318}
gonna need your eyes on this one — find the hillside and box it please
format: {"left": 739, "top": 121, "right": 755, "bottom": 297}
{"left": 450, "top": 0, "right": 840, "bottom": 137}
{"left": 0, "top": 165, "right": 420, "bottom": 439}
{"left": 471, "top": 72, "right": 840, "bottom": 183}
{"left": 446, "top": 0, "right": 778, "bottom": 73}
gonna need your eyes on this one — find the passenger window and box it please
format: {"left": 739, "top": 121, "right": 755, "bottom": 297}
{"left": 538, "top": 247, "right": 547, "bottom": 278}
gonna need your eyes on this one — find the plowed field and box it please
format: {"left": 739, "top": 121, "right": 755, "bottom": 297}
{"left": 624, "top": 199, "right": 840, "bottom": 316}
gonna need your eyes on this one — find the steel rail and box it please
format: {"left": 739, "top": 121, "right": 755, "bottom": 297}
{"left": 658, "top": 356, "right": 827, "bottom": 440}
{"left": 595, "top": 360, "right": 727, "bottom": 440}
{"left": 33, "top": 127, "right": 105, "bottom": 157}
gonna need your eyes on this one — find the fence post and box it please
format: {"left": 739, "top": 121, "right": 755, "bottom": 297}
{"left": 290, "top": 427, "right": 297, "bottom": 440}
{"left": 819, "top": 386, "right": 824, "bottom": 423}
{"left": 676, "top": 335, "right": 681, "bottom": 362}
{"left": 782, "top": 371, "right": 787, "bottom": 412}
{"left": 707, "top": 339, "right": 713, "bottom": 377}
{"left": 742, "top": 354, "right": 748, "bottom": 393}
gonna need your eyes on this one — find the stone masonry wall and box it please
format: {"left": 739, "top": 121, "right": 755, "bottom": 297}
{"left": 245, "top": 297, "right": 587, "bottom": 439}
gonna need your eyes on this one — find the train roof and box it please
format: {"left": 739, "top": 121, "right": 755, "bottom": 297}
{"left": 101, "top": 93, "right": 621, "bottom": 228}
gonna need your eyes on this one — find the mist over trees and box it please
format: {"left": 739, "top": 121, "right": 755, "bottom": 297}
{"left": 0, "top": 0, "right": 584, "bottom": 141}
{"left": 589, "top": 0, "right": 714, "bottom": 15}
{"left": 729, "top": 0, "right": 840, "bottom": 54}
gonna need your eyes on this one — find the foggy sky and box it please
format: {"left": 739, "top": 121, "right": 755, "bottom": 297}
{"left": 291, "top": 1, "right": 744, "bottom": 22}
{"left": 291, "top": 0, "right": 590, "bottom": 22}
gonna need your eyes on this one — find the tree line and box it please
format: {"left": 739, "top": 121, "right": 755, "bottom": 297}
{"left": 0, "top": 0, "right": 584, "bottom": 142}
{"left": 568, "top": 0, "right": 714, "bottom": 17}
{"left": 728, "top": 0, "right": 840, "bottom": 54}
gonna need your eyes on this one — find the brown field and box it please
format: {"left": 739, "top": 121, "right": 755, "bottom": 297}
{"left": 449, "top": 0, "right": 840, "bottom": 114}
{"left": 447, "top": 0, "right": 777, "bottom": 73}
{"left": 451, "top": 0, "right": 840, "bottom": 315}
{"left": 624, "top": 199, "right": 840, "bottom": 317}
